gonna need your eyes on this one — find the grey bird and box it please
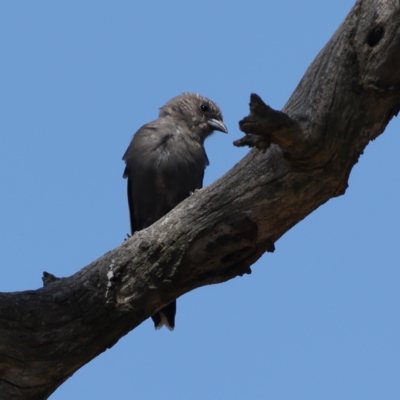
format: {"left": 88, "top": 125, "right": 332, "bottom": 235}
{"left": 123, "top": 93, "right": 227, "bottom": 330}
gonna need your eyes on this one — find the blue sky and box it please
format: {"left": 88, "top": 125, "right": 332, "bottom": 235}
{"left": 1, "top": 1, "right": 399, "bottom": 399}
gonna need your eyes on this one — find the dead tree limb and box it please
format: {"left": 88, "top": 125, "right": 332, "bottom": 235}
{"left": 1, "top": 1, "right": 400, "bottom": 398}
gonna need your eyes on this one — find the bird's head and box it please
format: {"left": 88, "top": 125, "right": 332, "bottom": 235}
{"left": 159, "top": 93, "right": 228, "bottom": 142}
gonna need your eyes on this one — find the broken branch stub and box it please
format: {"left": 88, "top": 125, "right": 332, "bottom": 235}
{"left": 234, "top": 93, "right": 305, "bottom": 158}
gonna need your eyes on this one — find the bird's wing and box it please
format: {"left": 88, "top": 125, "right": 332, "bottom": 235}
{"left": 123, "top": 121, "right": 165, "bottom": 233}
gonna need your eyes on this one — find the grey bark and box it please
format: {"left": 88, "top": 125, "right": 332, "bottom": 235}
{"left": 1, "top": 1, "right": 400, "bottom": 398}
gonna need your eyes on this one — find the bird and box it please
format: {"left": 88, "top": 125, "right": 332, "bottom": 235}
{"left": 122, "top": 92, "right": 228, "bottom": 330}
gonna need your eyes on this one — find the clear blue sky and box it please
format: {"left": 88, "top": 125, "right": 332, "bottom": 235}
{"left": 1, "top": 1, "right": 399, "bottom": 399}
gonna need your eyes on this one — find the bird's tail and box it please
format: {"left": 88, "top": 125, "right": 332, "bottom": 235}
{"left": 151, "top": 300, "right": 176, "bottom": 331}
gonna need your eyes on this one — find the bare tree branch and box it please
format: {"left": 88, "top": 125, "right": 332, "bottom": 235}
{"left": 1, "top": 1, "right": 399, "bottom": 398}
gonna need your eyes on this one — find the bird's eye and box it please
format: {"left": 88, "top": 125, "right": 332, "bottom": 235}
{"left": 200, "top": 104, "right": 209, "bottom": 113}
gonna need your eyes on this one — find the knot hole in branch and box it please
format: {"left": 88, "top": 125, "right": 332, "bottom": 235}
{"left": 367, "top": 26, "right": 385, "bottom": 47}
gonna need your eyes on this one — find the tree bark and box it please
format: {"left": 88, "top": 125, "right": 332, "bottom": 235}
{"left": 1, "top": 1, "right": 400, "bottom": 398}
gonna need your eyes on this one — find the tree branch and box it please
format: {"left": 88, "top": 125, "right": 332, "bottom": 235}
{"left": 1, "top": 0, "right": 400, "bottom": 398}
{"left": 234, "top": 93, "right": 304, "bottom": 156}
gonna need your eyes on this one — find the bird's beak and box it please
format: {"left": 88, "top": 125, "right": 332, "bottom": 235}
{"left": 207, "top": 118, "right": 228, "bottom": 133}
